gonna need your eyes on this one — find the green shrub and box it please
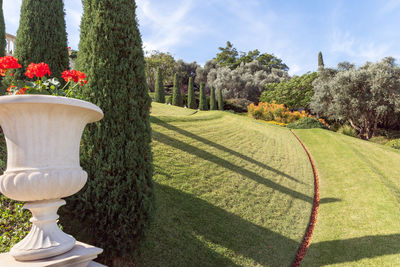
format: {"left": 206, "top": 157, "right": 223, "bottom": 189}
{"left": 67, "top": 0, "right": 154, "bottom": 263}
{"left": 338, "top": 125, "right": 358, "bottom": 137}
{"left": 172, "top": 73, "right": 182, "bottom": 106}
{"left": 287, "top": 117, "right": 329, "bottom": 129}
{"left": 154, "top": 67, "right": 165, "bottom": 103}
{"left": 224, "top": 98, "right": 251, "bottom": 113}
{"left": 385, "top": 139, "right": 400, "bottom": 150}
{"left": 199, "top": 83, "right": 207, "bottom": 110}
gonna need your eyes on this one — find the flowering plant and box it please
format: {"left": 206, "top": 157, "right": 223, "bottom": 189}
{"left": 0, "top": 56, "right": 87, "bottom": 96}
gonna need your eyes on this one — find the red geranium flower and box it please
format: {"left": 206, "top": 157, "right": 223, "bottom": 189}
{"left": 25, "top": 62, "right": 51, "bottom": 79}
{"left": 16, "top": 88, "right": 27, "bottom": 95}
{"left": 6, "top": 85, "right": 17, "bottom": 95}
{"left": 0, "top": 56, "right": 22, "bottom": 76}
{"left": 61, "top": 69, "right": 87, "bottom": 85}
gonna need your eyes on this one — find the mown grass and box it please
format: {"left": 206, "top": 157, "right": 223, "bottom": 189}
{"left": 295, "top": 129, "right": 400, "bottom": 266}
{"left": 132, "top": 103, "right": 314, "bottom": 266}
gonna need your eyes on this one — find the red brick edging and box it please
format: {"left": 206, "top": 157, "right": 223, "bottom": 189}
{"left": 290, "top": 130, "right": 320, "bottom": 267}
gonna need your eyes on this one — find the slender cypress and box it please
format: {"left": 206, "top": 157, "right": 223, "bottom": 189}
{"left": 187, "top": 76, "right": 196, "bottom": 109}
{"left": 210, "top": 86, "right": 217, "bottom": 110}
{"left": 154, "top": 67, "right": 165, "bottom": 103}
{"left": 199, "top": 83, "right": 207, "bottom": 110}
{"left": 217, "top": 88, "right": 224, "bottom": 110}
{"left": 0, "top": 0, "right": 5, "bottom": 57}
{"left": 318, "top": 51, "right": 324, "bottom": 71}
{"left": 13, "top": 0, "right": 69, "bottom": 80}
{"left": 172, "top": 73, "right": 182, "bottom": 106}
{"left": 66, "top": 0, "right": 154, "bottom": 263}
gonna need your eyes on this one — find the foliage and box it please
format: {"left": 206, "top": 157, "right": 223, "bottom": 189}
{"left": 175, "top": 59, "right": 199, "bottom": 87}
{"left": 318, "top": 51, "right": 324, "bottom": 71}
{"left": 260, "top": 72, "right": 318, "bottom": 110}
{"left": 215, "top": 41, "right": 289, "bottom": 71}
{"left": 12, "top": 0, "right": 69, "bottom": 81}
{"left": 206, "top": 60, "right": 289, "bottom": 102}
{"left": 210, "top": 87, "right": 216, "bottom": 110}
{"left": 172, "top": 73, "right": 182, "bottom": 106}
{"left": 217, "top": 88, "right": 223, "bottom": 110}
{"left": 248, "top": 101, "right": 329, "bottom": 126}
{"left": 187, "top": 77, "right": 196, "bottom": 109}
{"left": 337, "top": 125, "right": 358, "bottom": 137}
{"left": 67, "top": 0, "right": 154, "bottom": 263}
{"left": 311, "top": 57, "right": 400, "bottom": 139}
{"left": 154, "top": 67, "right": 165, "bottom": 103}
{"left": 0, "top": 0, "right": 5, "bottom": 58}
{"left": 199, "top": 82, "right": 207, "bottom": 110}
{"left": 385, "top": 138, "right": 400, "bottom": 149}
{"left": 224, "top": 98, "right": 251, "bottom": 113}
{"left": 145, "top": 51, "right": 175, "bottom": 91}
{"left": 287, "top": 117, "right": 328, "bottom": 129}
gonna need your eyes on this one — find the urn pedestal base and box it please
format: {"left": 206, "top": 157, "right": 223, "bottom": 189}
{"left": 0, "top": 242, "right": 105, "bottom": 267}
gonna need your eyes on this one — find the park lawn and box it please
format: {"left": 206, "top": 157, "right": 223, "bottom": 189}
{"left": 295, "top": 129, "right": 400, "bottom": 266}
{"left": 132, "top": 103, "right": 315, "bottom": 266}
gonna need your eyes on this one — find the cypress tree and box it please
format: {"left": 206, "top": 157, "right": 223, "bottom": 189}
{"left": 187, "top": 76, "right": 196, "bottom": 109}
{"left": 13, "top": 0, "right": 69, "bottom": 80}
{"left": 318, "top": 51, "right": 324, "bottom": 71}
{"left": 154, "top": 67, "right": 165, "bottom": 103}
{"left": 210, "top": 86, "right": 217, "bottom": 110}
{"left": 66, "top": 0, "right": 154, "bottom": 263}
{"left": 172, "top": 73, "right": 182, "bottom": 106}
{"left": 0, "top": 0, "right": 5, "bottom": 57}
{"left": 217, "top": 88, "right": 224, "bottom": 110}
{"left": 199, "top": 83, "right": 207, "bottom": 110}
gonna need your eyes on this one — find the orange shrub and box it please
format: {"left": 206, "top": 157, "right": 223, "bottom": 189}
{"left": 248, "top": 101, "right": 329, "bottom": 127}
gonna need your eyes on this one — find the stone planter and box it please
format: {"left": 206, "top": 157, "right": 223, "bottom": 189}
{"left": 0, "top": 95, "right": 103, "bottom": 261}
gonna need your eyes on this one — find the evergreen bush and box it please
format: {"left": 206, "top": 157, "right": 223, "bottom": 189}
{"left": 154, "top": 67, "right": 165, "bottom": 103}
{"left": 66, "top": 0, "right": 154, "bottom": 263}
{"left": 337, "top": 125, "right": 358, "bottom": 137}
{"left": 287, "top": 117, "right": 328, "bottom": 129}
{"left": 187, "top": 76, "right": 196, "bottom": 108}
{"left": 199, "top": 83, "right": 207, "bottom": 110}
{"left": 217, "top": 88, "right": 223, "bottom": 110}
{"left": 386, "top": 138, "right": 400, "bottom": 150}
{"left": 12, "top": 0, "right": 69, "bottom": 80}
{"left": 172, "top": 73, "right": 182, "bottom": 106}
{"left": 210, "top": 87, "right": 217, "bottom": 110}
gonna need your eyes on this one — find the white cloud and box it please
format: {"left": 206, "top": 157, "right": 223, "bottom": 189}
{"left": 65, "top": 0, "right": 83, "bottom": 49}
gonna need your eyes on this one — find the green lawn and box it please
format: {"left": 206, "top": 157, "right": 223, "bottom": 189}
{"left": 133, "top": 103, "right": 315, "bottom": 266}
{"left": 295, "top": 129, "right": 400, "bottom": 266}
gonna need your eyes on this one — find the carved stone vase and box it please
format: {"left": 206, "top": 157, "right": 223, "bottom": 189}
{"left": 0, "top": 95, "right": 103, "bottom": 261}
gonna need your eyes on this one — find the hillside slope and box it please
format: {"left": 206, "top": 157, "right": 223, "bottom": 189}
{"left": 133, "top": 103, "right": 315, "bottom": 266}
{"left": 296, "top": 129, "right": 400, "bottom": 266}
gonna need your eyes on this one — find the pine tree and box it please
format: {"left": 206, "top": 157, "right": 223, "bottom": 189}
{"left": 0, "top": 0, "right": 5, "bottom": 57}
{"left": 199, "top": 83, "right": 207, "bottom": 110}
{"left": 187, "top": 76, "right": 196, "bottom": 109}
{"left": 217, "top": 88, "right": 224, "bottom": 110}
{"left": 66, "top": 0, "right": 154, "bottom": 263}
{"left": 318, "top": 51, "right": 324, "bottom": 71}
{"left": 172, "top": 73, "right": 182, "bottom": 106}
{"left": 13, "top": 0, "right": 69, "bottom": 80}
{"left": 210, "top": 86, "right": 217, "bottom": 110}
{"left": 154, "top": 67, "right": 165, "bottom": 103}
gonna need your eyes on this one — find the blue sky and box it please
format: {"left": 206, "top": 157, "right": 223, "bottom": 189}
{"left": 4, "top": 0, "right": 400, "bottom": 75}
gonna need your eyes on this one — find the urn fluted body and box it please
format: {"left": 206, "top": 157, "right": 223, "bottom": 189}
{"left": 0, "top": 95, "right": 103, "bottom": 261}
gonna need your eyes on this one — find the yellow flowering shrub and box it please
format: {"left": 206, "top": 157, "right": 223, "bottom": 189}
{"left": 247, "top": 101, "right": 329, "bottom": 127}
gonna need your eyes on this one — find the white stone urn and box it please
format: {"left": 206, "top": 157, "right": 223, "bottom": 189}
{"left": 0, "top": 95, "right": 103, "bottom": 261}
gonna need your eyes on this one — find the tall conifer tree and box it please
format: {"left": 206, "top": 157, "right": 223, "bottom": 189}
{"left": 13, "top": 0, "right": 69, "bottom": 80}
{"left": 199, "top": 83, "right": 207, "bottom": 110}
{"left": 154, "top": 67, "right": 165, "bottom": 103}
{"left": 0, "top": 0, "right": 5, "bottom": 57}
{"left": 210, "top": 86, "right": 216, "bottom": 110}
{"left": 187, "top": 76, "right": 196, "bottom": 109}
{"left": 217, "top": 88, "right": 224, "bottom": 110}
{"left": 172, "top": 73, "right": 182, "bottom": 106}
{"left": 318, "top": 51, "right": 324, "bottom": 71}
{"left": 67, "top": 0, "right": 154, "bottom": 262}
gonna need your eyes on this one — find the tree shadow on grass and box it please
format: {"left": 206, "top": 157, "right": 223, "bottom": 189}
{"left": 134, "top": 183, "right": 300, "bottom": 266}
{"left": 305, "top": 234, "right": 400, "bottom": 266}
{"left": 152, "top": 117, "right": 306, "bottom": 185}
{"left": 153, "top": 130, "right": 313, "bottom": 203}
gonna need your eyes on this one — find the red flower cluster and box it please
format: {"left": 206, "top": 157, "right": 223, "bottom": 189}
{"left": 6, "top": 85, "right": 26, "bottom": 95}
{"left": 25, "top": 62, "right": 51, "bottom": 79}
{"left": 0, "top": 56, "right": 22, "bottom": 76}
{"left": 61, "top": 69, "right": 87, "bottom": 86}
